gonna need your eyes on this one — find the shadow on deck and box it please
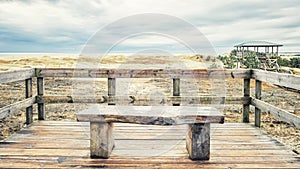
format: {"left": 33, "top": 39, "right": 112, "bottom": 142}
{"left": 0, "top": 121, "right": 299, "bottom": 168}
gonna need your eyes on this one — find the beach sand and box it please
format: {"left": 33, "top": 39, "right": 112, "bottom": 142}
{"left": 0, "top": 54, "right": 219, "bottom": 71}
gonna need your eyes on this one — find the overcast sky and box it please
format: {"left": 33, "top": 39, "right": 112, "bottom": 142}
{"left": 0, "top": 0, "right": 299, "bottom": 54}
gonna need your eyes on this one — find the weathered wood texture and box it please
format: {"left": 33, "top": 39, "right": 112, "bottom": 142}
{"left": 255, "top": 80, "right": 262, "bottom": 127}
{"left": 25, "top": 78, "right": 33, "bottom": 124}
{"left": 108, "top": 78, "right": 116, "bottom": 105}
{"left": 0, "top": 121, "right": 299, "bottom": 168}
{"left": 37, "top": 77, "right": 45, "bottom": 120}
{"left": 38, "top": 95, "right": 250, "bottom": 105}
{"left": 90, "top": 122, "right": 114, "bottom": 158}
{"left": 173, "top": 78, "right": 180, "bottom": 96}
{"left": 76, "top": 106, "right": 224, "bottom": 125}
{"left": 173, "top": 78, "right": 180, "bottom": 106}
{"left": 35, "top": 68, "right": 251, "bottom": 79}
{"left": 187, "top": 123, "right": 210, "bottom": 160}
{"left": 251, "top": 99, "right": 300, "bottom": 129}
{"left": 78, "top": 106, "right": 222, "bottom": 160}
{"left": 252, "top": 69, "right": 300, "bottom": 91}
{"left": 0, "top": 68, "right": 34, "bottom": 84}
{"left": 0, "top": 97, "right": 36, "bottom": 119}
{"left": 243, "top": 79, "right": 250, "bottom": 123}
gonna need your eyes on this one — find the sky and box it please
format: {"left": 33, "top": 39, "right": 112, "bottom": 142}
{"left": 0, "top": 0, "right": 300, "bottom": 54}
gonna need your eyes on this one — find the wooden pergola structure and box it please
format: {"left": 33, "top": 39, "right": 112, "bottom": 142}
{"left": 234, "top": 41, "right": 283, "bottom": 69}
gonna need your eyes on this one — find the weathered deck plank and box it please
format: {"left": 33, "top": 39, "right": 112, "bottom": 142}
{"left": 0, "top": 121, "right": 299, "bottom": 168}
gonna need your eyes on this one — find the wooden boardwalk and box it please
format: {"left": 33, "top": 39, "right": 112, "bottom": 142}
{"left": 0, "top": 121, "right": 299, "bottom": 168}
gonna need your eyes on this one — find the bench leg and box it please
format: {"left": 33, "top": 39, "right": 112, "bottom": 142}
{"left": 90, "top": 122, "right": 114, "bottom": 159}
{"left": 186, "top": 123, "right": 210, "bottom": 160}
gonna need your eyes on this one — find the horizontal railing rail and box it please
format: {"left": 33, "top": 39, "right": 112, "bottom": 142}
{"left": 251, "top": 98, "right": 300, "bottom": 129}
{"left": 0, "top": 68, "right": 35, "bottom": 84}
{"left": 252, "top": 69, "right": 300, "bottom": 91}
{"left": 0, "top": 97, "right": 36, "bottom": 119}
{"left": 36, "top": 95, "right": 249, "bottom": 105}
{"left": 35, "top": 68, "right": 251, "bottom": 79}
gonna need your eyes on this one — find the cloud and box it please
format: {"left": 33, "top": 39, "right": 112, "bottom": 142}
{"left": 0, "top": 0, "right": 103, "bottom": 52}
{"left": 0, "top": 0, "right": 299, "bottom": 53}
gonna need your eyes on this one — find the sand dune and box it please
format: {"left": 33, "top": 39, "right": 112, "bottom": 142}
{"left": 0, "top": 54, "right": 221, "bottom": 71}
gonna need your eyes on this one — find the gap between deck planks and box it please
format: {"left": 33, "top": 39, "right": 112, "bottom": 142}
{"left": 0, "top": 121, "right": 299, "bottom": 168}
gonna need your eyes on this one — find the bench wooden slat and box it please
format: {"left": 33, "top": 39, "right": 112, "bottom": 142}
{"left": 76, "top": 106, "right": 224, "bottom": 125}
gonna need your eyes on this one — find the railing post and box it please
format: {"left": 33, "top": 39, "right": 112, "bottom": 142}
{"left": 173, "top": 78, "right": 180, "bottom": 106}
{"left": 25, "top": 78, "right": 33, "bottom": 124}
{"left": 243, "top": 78, "right": 250, "bottom": 123}
{"left": 108, "top": 78, "right": 116, "bottom": 105}
{"left": 37, "top": 77, "right": 45, "bottom": 120}
{"left": 255, "top": 80, "right": 262, "bottom": 127}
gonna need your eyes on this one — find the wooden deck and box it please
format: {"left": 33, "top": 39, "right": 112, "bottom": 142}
{"left": 0, "top": 121, "right": 299, "bottom": 168}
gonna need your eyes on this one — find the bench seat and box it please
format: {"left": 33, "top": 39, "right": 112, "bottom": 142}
{"left": 76, "top": 105, "right": 224, "bottom": 160}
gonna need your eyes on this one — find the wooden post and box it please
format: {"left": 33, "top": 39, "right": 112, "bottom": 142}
{"left": 37, "top": 77, "right": 45, "bottom": 120}
{"left": 272, "top": 46, "right": 274, "bottom": 57}
{"left": 173, "top": 78, "right": 180, "bottom": 106}
{"left": 265, "top": 47, "right": 267, "bottom": 53}
{"left": 186, "top": 123, "right": 210, "bottom": 160}
{"left": 242, "top": 47, "right": 244, "bottom": 60}
{"left": 25, "top": 78, "right": 33, "bottom": 124}
{"left": 236, "top": 47, "right": 239, "bottom": 68}
{"left": 255, "top": 80, "right": 262, "bottom": 127}
{"left": 243, "top": 78, "right": 250, "bottom": 123}
{"left": 108, "top": 78, "right": 116, "bottom": 105}
{"left": 90, "top": 122, "right": 114, "bottom": 158}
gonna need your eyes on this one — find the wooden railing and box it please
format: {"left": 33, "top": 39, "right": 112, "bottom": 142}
{"left": 0, "top": 68, "right": 299, "bottom": 129}
{"left": 251, "top": 69, "right": 300, "bottom": 128}
{"left": 0, "top": 69, "right": 35, "bottom": 124}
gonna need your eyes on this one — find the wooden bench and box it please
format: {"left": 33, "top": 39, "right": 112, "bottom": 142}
{"left": 76, "top": 105, "right": 224, "bottom": 160}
